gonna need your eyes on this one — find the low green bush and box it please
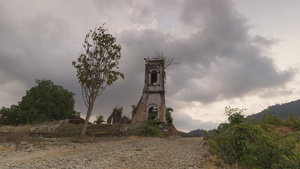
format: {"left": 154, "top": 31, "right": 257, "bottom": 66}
{"left": 209, "top": 107, "right": 300, "bottom": 168}
{"left": 261, "top": 113, "right": 283, "bottom": 126}
{"left": 283, "top": 114, "right": 300, "bottom": 130}
{"left": 138, "top": 119, "right": 160, "bottom": 137}
{"left": 165, "top": 108, "right": 173, "bottom": 124}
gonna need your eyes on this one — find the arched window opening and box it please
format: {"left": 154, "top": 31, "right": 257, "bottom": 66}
{"left": 148, "top": 106, "right": 158, "bottom": 120}
{"left": 151, "top": 70, "right": 158, "bottom": 85}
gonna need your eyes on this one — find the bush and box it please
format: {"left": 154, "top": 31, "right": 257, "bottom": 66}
{"left": 0, "top": 105, "right": 21, "bottom": 126}
{"left": 261, "top": 113, "right": 283, "bottom": 126}
{"left": 225, "top": 106, "right": 245, "bottom": 125}
{"left": 94, "top": 115, "right": 105, "bottom": 124}
{"left": 165, "top": 107, "right": 173, "bottom": 124}
{"left": 283, "top": 114, "right": 300, "bottom": 130}
{"left": 0, "top": 79, "right": 79, "bottom": 125}
{"left": 209, "top": 107, "right": 300, "bottom": 168}
{"left": 138, "top": 119, "right": 160, "bottom": 137}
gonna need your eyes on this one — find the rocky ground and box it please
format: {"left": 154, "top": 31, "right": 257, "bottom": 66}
{"left": 0, "top": 136, "right": 220, "bottom": 169}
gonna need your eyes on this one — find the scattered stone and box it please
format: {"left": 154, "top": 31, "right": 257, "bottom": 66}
{"left": 30, "top": 119, "right": 69, "bottom": 133}
{"left": 0, "top": 137, "right": 217, "bottom": 169}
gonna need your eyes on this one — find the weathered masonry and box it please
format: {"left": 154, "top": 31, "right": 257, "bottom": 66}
{"left": 132, "top": 58, "right": 166, "bottom": 123}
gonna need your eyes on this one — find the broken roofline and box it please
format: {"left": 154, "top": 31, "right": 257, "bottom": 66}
{"left": 144, "top": 57, "right": 165, "bottom": 62}
{"left": 144, "top": 59, "right": 165, "bottom": 67}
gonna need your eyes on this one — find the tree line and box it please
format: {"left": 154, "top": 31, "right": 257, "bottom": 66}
{"left": 247, "top": 99, "right": 300, "bottom": 120}
{"left": 0, "top": 79, "right": 79, "bottom": 125}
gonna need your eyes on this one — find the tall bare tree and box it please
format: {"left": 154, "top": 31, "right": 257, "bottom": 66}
{"left": 72, "top": 24, "right": 124, "bottom": 136}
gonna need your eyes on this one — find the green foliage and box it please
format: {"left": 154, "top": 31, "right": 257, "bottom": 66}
{"left": 225, "top": 106, "right": 245, "bottom": 125}
{"left": 255, "top": 111, "right": 300, "bottom": 130}
{"left": 72, "top": 23, "right": 124, "bottom": 107}
{"left": 165, "top": 107, "right": 173, "bottom": 124}
{"left": 131, "top": 105, "right": 136, "bottom": 111}
{"left": 247, "top": 99, "right": 300, "bottom": 121}
{"left": 210, "top": 107, "right": 300, "bottom": 168}
{"left": 261, "top": 112, "right": 283, "bottom": 126}
{"left": 117, "top": 107, "right": 123, "bottom": 114}
{"left": 72, "top": 23, "right": 124, "bottom": 136}
{"left": 0, "top": 105, "right": 21, "bottom": 125}
{"left": 179, "top": 128, "right": 215, "bottom": 137}
{"left": 148, "top": 112, "right": 157, "bottom": 120}
{"left": 283, "top": 114, "right": 300, "bottom": 130}
{"left": 202, "top": 130, "right": 209, "bottom": 141}
{"left": 0, "top": 80, "right": 78, "bottom": 125}
{"left": 138, "top": 119, "right": 160, "bottom": 137}
{"left": 112, "top": 106, "right": 123, "bottom": 116}
{"left": 94, "top": 115, "right": 105, "bottom": 124}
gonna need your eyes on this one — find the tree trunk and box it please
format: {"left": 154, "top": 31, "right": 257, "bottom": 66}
{"left": 81, "top": 102, "right": 94, "bottom": 136}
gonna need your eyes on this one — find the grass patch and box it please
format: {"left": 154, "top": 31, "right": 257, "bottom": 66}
{"left": 138, "top": 120, "right": 160, "bottom": 137}
{"left": 5, "top": 125, "right": 30, "bottom": 150}
{"left": 52, "top": 124, "right": 121, "bottom": 137}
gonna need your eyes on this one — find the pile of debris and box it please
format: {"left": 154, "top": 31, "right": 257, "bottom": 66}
{"left": 107, "top": 108, "right": 131, "bottom": 124}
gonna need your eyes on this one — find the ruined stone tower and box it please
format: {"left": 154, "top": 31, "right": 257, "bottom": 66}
{"left": 132, "top": 58, "right": 166, "bottom": 123}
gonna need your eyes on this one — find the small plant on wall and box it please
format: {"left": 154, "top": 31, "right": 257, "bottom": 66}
{"left": 165, "top": 107, "right": 173, "bottom": 124}
{"left": 94, "top": 115, "right": 105, "bottom": 124}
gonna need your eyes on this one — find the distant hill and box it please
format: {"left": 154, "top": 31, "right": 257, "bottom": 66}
{"left": 179, "top": 129, "right": 215, "bottom": 137}
{"left": 247, "top": 99, "right": 300, "bottom": 120}
{"left": 179, "top": 99, "right": 300, "bottom": 137}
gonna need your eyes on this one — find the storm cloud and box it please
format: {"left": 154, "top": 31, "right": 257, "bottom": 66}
{"left": 0, "top": 0, "right": 297, "bottom": 131}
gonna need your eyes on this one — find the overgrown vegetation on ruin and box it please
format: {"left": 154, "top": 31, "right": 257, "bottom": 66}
{"left": 138, "top": 119, "right": 161, "bottom": 137}
{"left": 209, "top": 107, "right": 300, "bottom": 168}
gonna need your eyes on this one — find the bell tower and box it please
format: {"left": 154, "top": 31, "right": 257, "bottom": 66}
{"left": 132, "top": 58, "right": 166, "bottom": 123}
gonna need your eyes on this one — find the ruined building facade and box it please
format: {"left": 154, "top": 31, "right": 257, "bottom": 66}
{"left": 132, "top": 59, "right": 166, "bottom": 123}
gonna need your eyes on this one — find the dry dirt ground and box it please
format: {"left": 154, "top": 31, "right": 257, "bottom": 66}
{"left": 0, "top": 136, "right": 222, "bottom": 169}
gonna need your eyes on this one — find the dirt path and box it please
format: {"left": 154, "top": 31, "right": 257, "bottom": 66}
{"left": 0, "top": 137, "right": 218, "bottom": 168}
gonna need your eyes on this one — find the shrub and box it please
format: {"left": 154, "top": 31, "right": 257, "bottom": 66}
{"left": 203, "top": 130, "right": 210, "bottom": 141}
{"left": 138, "top": 119, "right": 160, "bottom": 137}
{"left": 94, "top": 115, "right": 105, "bottom": 124}
{"left": 0, "top": 105, "right": 21, "bottom": 126}
{"left": 6, "top": 126, "right": 30, "bottom": 150}
{"left": 209, "top": 107, "right": 300, "bottom": 168}
{"left": 261, "top": 113, "right": 283, "bottom": 126}
{"left": 165, "top": 107, "right": 173, "bottom": 124}
{"left": 283, "top": 114, "right": 300, "bottom": 130}
{"left": 0, "top": 79, "right": 79, "bottom": 125}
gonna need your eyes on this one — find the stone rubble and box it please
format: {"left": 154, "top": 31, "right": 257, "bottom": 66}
{"left": 0, "top": 137, "right": 218, "bottom": 169}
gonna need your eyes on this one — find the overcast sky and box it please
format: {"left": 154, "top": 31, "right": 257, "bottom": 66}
{"left": 1, "top": 0, "right": 299, "bottom": 131}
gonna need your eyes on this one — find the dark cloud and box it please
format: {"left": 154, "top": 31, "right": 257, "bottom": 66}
{"left": 253, "top": 35, "right": 278, "bottom": 47}
{"left": 0, "top": 7, "right": 72, "bottom": 86}
{"left": 116, "top": 7, "right": 295, "bottom": 104}
{"left": 0, "top": 0, "right": 297, "bottom": 131}
{"left": 166, "top": 0, "right": 294, "bottom": 103}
